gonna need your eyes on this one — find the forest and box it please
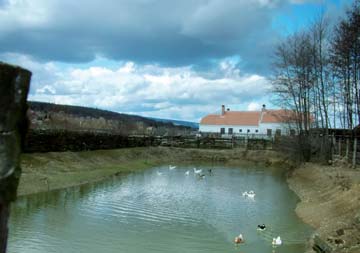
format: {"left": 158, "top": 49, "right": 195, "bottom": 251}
{"left": 271, "top": 0, "right": 360, "bottom": 161}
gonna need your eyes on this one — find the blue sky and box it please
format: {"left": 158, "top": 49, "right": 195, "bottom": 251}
{"left": 0, "top": 0, "right": 353, "bottom": 122}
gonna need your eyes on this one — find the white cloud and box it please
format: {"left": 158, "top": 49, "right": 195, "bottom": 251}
{"left": 2, "top": 54, "right": 271, "bottom": 122}
{"left": 247, "top": 102, "right": 261, "bottom": 111}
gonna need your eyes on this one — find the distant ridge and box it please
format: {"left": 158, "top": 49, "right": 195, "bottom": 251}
{"left": 27, "top": 101, "right": 194, "bottom": 135}
{"left": 149, "top": 117, "right": 199, "bottom": 129}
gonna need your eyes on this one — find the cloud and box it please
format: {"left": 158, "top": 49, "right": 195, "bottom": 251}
{"left": 4, "top": 54, "right": 270, "bottom": 121}
{"left": 0, "top": 0, "right": 303, "bottom": 74}
{"left": 247, "top": 102, "right": 261, "bottom": 111}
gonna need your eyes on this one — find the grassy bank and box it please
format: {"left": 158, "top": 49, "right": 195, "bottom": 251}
{"left": 287, "top": 162, "right": 360, "bottom": 253}
{"left": 18, "top": 147, "right": 289, "bottom": 196}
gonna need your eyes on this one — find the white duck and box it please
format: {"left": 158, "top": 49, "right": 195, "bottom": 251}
{"left": 185, "top": 170, "right": 190, "bottom": 175}
{"left": 169, "top": 165, "right": 176, "bottom": 170}
{"left": 157, "top": 171, "right": 163, "bottom": 176}
{"left": 193, "top": 168, "right": 202, "bottom": 174}
{"left": 242, "top": 190, "right": 256, "bottom": 198}
{"left": 247, "top": 190, "right": 256, "bottom": 198}
{"left": 234, "top": 233, "right": 244, "bottom": 244}
{"left": 272, "top": 236, "right": 282, "bottom": 246}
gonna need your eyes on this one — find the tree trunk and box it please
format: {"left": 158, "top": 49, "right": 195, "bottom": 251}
{"left": 0, "top": 62, "right": 31, "bottom": 253}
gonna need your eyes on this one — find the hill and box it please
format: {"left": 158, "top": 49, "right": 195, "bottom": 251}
{"left": 28, "top": 101, "right": 195, "bottom": 136}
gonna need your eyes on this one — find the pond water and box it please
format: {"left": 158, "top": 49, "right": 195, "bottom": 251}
{"left": 9, "top": 165, "right": 312, "bottom": 253}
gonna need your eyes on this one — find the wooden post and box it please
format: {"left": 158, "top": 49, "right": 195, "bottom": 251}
{"left": 346, "top": 138, "right": 350, "bottom": 159}
{"left": 332, "top": 134, "right": 336, "bottom": 161}
{"left": 0, "top": 62, "right": 31, "bottom": 253}
{"left": 353, "top": 137, "right": 357, "bottom": 169}
{"left": 338, "top": 137, "right": 341, "bottom": 156}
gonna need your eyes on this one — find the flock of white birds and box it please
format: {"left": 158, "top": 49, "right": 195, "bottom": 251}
{"left": 157, "top": 165, "right": 283, "bottom": 247}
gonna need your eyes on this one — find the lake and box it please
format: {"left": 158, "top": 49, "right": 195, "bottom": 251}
{"left": 9, "top": 165, "right": 312, "bottom": 253}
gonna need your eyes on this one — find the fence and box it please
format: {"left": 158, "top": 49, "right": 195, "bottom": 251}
{"left": 157, "top": 135, "right": 274, "bottom": 150}
{"left": 332, "top": 134, "right": 360, "bottom": 167}
{"left": 24, "top": 129, "right": 276, "bottom": 153}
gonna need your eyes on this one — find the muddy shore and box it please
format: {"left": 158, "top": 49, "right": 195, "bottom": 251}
{"left": 18, "top": 147, "right": 287, "bottom": 196}
{"left": 288, "top": 161, "right": 360, "bottom": 253}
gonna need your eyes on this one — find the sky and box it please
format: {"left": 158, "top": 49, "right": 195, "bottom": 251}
{"left": 0, "top": 0, "right": 352, "bottom": 122}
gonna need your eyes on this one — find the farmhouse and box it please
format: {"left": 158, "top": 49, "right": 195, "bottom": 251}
{"left": 199, "top": 105, "right": 296, "bottom": 136}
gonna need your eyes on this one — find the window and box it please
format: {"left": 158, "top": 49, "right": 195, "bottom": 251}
{"left": 267, "top": 129, "right": 272, "bottom": 136}
{"left": 255, "top": 129, "right": 259, "bottom": 133}
{"left": 239, "top": 129, "right": 242, "bottom": 133}
{"left": 275, "top": 129, "right": 281, "bottom": 136}
{"left": 220, "top": 128, "right": 225, "bottom": 134}
{"left": 228, "top": 128, "right": 233, "bottom": 134}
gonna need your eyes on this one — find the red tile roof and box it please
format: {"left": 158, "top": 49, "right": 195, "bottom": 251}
{"left": 200, "top": 111, "right": 261, "bottom": 126}
{"left": 200, "top": 109, "right": 296, "bottom": 126}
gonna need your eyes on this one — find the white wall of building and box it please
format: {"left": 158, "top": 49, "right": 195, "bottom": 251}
{"left": 200, "top": 123, "right": 296, "bottom": 136}
{"left": 200, "top": 124, "right": 260, "bottom": 134}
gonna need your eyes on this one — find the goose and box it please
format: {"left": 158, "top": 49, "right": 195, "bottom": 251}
{"left": 193, "top": 168, "right": 202, "bottom": 174}
{"left": 272, "top": 236, "right": 282, "bottom": 246}
{"left": 156, "top": 171, "right": 163, "bottom": 176}
{"left": 185, "top": 170, "right": 190, "bottom": 175}
{"left": 169, "top": 165, "right": 176, "bottom": 170}
{"left": 234, "top": 234, "right": 244, "bottom": 244}
{"left": 198, "top": 174, "right": 205, "bottom": 179}
{"left": 257, "top": 224, "right": 266, "bottom": 231}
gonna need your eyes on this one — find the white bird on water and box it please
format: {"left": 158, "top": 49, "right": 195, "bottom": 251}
{"left": 242, "top": 190, "right": 256, "bottom": 198}
{"left": 193, "top": 168, "right": 202, "bottom": 174}
{"left": 157, "top": 171, "right": 163, "bottom": 176}
{"left": 185, "top": 170, "right": 190, "bottom": 175}
{"left": 272, "top": 236, "right": 282, "bottom": 246}
{"left": 169, "top": 165, "right": 176, "bottom": 170}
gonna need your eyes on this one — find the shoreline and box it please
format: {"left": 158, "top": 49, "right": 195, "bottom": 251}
{"left": 18, "top": 147, "right": 289, "bottom": 197}
{"left": 287, "top": 162, "right": 360, "bottom": 253}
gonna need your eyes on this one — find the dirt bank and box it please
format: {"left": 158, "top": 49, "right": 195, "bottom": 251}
{"left": 18, "top": 147, "right": 289, "bottom": 196}
{"left": 288, "top": 161, "right": 360, "bottom": 253}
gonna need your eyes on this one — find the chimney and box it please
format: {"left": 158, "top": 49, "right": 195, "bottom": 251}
{"left": 260, "top": 104, "right": 266, "bottom": 123}
{"left": 221, "top": 105, "right": 225, "bottom": 115}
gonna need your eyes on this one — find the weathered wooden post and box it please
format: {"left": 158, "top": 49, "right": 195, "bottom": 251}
{"left": 0, "top": 62, "right": 31, "bottom": 253}
{"left": 331, "top": 134, "right": 335, "bottom": 161}
{"left": 338, "top": 137, "right": 341, "bottom": 156}
{"left": 353, "top": 136, "right": 357, "bottom": 169}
